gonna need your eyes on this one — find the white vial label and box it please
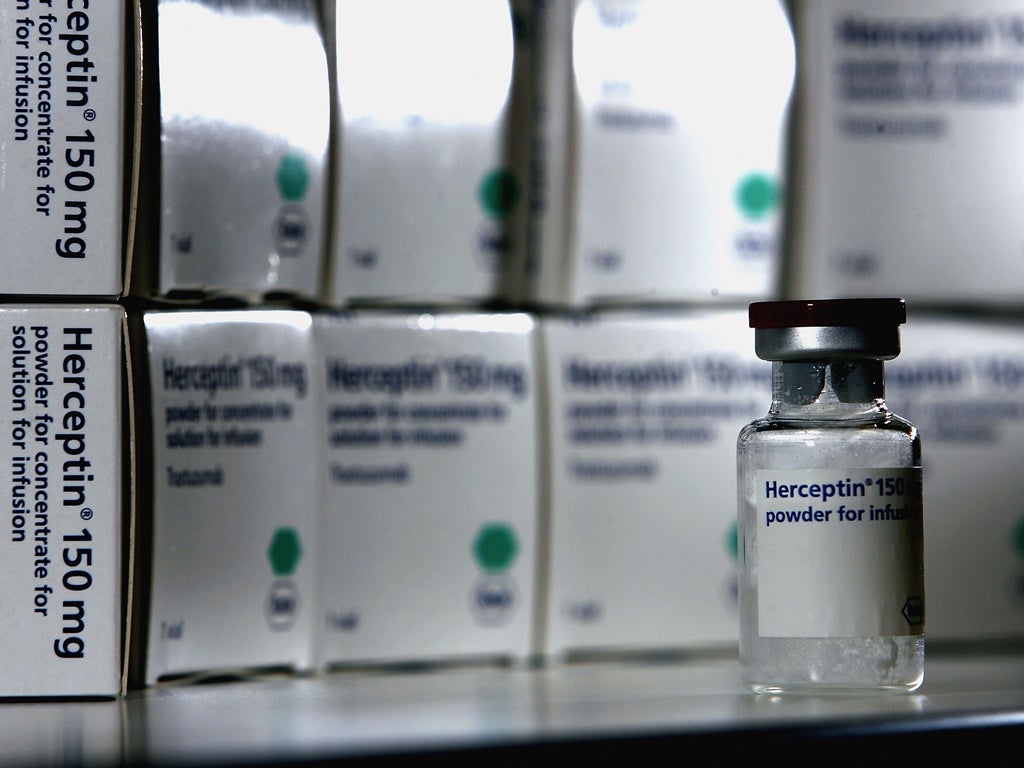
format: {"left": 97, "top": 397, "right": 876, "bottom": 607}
{"left": 755, "top": 468, "right": 924, "bottom": 638}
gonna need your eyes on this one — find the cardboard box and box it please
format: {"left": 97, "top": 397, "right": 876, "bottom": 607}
{"left": 521, "top": 0, "right": 795, "bottom": 307}
{"left": 539, "top": 308, "right": 769, "bottom": 659}
{"left": 325, "top": 1, "right": 527, "bottom": 307}
{"left": 0, "top": 305, "right": 130, "bottom": 697}
{"left": 135, "top": 309, "right": 318, "bottom": 684}
{"left": 0, "top": 2, "right": 138, "bottom": 297}
{"left": 132, "top": 0, "right": 330, "bottom": 301}
{"left": 313, "top": 310, "right": 539, "bottom": 667}
{"left": 887, "top": 313, "right": 1024, "bottom": 645}
{"left": 788, "top": 0, "right": 1024, "bottom": 307}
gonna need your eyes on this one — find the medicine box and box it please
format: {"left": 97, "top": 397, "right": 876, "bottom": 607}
{"left": 133, "top": 0, "right": 330, "bottom": 301}
{"left": 313, "top": 310, "right": 539, "bottom": 667}
{"left": 520, "top": 0, "right": 795, "bottom": 307}
{"left": 0, "top": 2, "right": 136, "bottom": 297}
{"left": 325, "top": 1, "right": 527, "bottom": 307}
{"left": 887, "top": 313, "right": 1024, "bottom": 645}
{"left": 135, "top": 309, "right": 318, "bottom": 684}
{"left": 538, "top": 308, "right": 768, "bottom": 659}
{"left": 788, "top": 0, "right": 1024, "bottom": 307}
{"left": 0, "top": 305, "right": 129, "bottom": 697}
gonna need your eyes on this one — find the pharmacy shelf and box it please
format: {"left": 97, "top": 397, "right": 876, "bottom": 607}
{"left": 3, "top": 649, "right": 1024, "bottom": 766}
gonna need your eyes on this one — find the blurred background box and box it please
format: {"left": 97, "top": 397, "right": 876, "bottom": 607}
{"left": 132, "top": 0, "right": 330, "bottom": 302}
{"left": 539, "top": 308, "right": 768, "bottom": 659}
{"left": 521, "top": 0, "right": 795, "bottom": 308}
{"left": 313, "top": 310, "right": 540, "bottom": 668}
{"left": 888, "top": 312, "right": 1024, "bottom": 647}
{"left": 325, "top": 1, "right": 527, "bottom": 307}
{"left": 787, "top": 0, "right": 1024, "bottom": 308}
{"left": 135, "top": 309, "right": 319, "bottom": 685}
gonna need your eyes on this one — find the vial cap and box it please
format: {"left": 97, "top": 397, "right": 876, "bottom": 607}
{"left": 749, "top": 298, "right": 906, "bottom": 329}
{"left": 748, "top": 298, "right": 906, "bottom": 361}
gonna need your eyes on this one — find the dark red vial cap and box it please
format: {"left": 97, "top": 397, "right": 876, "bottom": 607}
{"left": 749, "top": 298, "right": 906, "bottom": 329}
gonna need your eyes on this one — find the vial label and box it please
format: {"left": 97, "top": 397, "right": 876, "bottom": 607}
{"left": 755, "top": 467, "right": 924, "bottom": 638}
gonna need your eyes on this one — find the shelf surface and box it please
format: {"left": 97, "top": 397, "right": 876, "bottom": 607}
{"left": 3, "top": 649, "right": 1024, "bottom": 766}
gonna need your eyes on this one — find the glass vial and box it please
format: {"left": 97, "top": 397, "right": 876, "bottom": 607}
{"left": 737, "top": 298, "right": 924, "bottom": 694}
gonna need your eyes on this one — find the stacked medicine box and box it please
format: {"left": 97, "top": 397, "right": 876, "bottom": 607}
{"left": 538, "top": 309, "right": 768, "bottom": 658}
{"left": 520, "top": 0, "right": 795, "bottom": 308}
{"left": 0, "top": 2, "right": 135, "bottom": 697}
{"left": 786, "top": 0, "right": 1024, "bottom": 647}
{"left": 324, "top": 0, "right": 530, "bottom": 307}
{"left": 312, "top": 311, "right": 540, "bottom": 669}
{"left": 134, "top": 309, "right": 320, "bottom": 684}
{"left": 126, "top": 0, "right": 331, "bottom": 685}
{"left": 130, "top": 0, "right": 331, "bottom": 302}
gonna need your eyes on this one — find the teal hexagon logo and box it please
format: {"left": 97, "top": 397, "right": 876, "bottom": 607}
{"left": 735, "top": 172, "right": 779, "bottom": 220}
{"left": 477, "top": 168, "right": 520, "bottom": 219}
{"left": 276, "top": 154, "right": 310, "bottom": 202}
{"left": 268, "top": 527, "right": 302, "bottom": 577}
{"left": 473, "top": 523, "right": 518, "bottom": 572}
{"left": 725, "top": 521, "right": 738, "bottom": 563}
